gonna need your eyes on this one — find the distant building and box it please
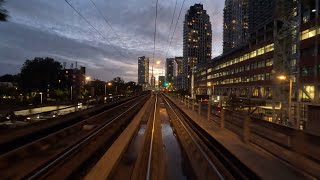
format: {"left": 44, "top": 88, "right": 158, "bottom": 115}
{"left": 248, "top": 0, "right": 275, "bottom": 35}
{"left": 194, "top": 0, "right": 320, "bottom": 132}
{"left": 174, "top": 57, "right": 183, "bottom": 75}
{"left": 60, "top": 66, "right": 86, "bottom": 100}
{"left": 138, "top": 56, "right": 149, "bottom": 86}
{"left": 183, "top": 3, "right": 212, "bottom": 94}
{"left": 166, "top": 58, "right": 175, "bottom": 85}
{"left": 158, "top": 76, "right": 165, "bottom": 87}
{"left": 150, "top": 76, "right": 155, "bottom": 88}
{"left": 223, "top": 0, "right": 249, "bottom": 53}
{"left": 174, "top": 57, "right": 184, "bottom": 90}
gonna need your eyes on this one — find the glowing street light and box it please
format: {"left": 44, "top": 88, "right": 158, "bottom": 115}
{"left": 39, "top": 92, "right": 43, "bottom": 104}
{"left": 85, "top": 76, "right": 91, "bottom": 81}
{"left": 156, "top": 60, "right": 161, "bottom": 65}
{"left": 105, "top": 82, "right": 113, "bottom": 96}
{"left": 277, "top": 75, "right": 287, "bottom": 80}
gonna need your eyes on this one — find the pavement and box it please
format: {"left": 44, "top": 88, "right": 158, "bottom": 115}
{"left": 165, "top": 94, "right": 318, "bottom": 180}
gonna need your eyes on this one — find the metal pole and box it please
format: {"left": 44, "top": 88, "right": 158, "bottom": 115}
{"left": 104, "top": 84, "right": 107, "bottom": 96}
{"left": 288, "top": 79, "right": 292, "bottom": 126}
{"left": 70, "top": 86, "right": 73, "bottom": 101}
{"left": 40, "top": 93, "right": 43, "bottom": 104}
{"left": 207, "top": 101, "right": 211, "bottom": 121}
{"left": 115, "top": 85, "right": 118, "bottom": 95}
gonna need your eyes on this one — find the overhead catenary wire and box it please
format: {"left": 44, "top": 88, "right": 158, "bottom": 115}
{"left": 150, "top": 0, "right": 159, "bottom": 82}
{"left": 64, "top": 0, "right": 127, "bottom": 61}
{"left": 165, "top": 0, "right": 178, "bottom": 53}
{"left": 89, "top": 0, "right": 135, "bottom": 57}
{"left": 165, "top": 0, "right": 186, "bottom": 58}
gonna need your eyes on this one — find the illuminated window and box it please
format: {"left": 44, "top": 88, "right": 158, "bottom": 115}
{"left": 265, "top": 44, "right": 274, "bottom": 52}
{"left": 266, "top": 59, "right": 273, "bottom": 66}
{"left": 301, "top": 86, "right": 315, "bottom": 101}
{"left": 301, "top": 28, "right": 316, "bottom": 40}
{"left": 301, "top": 30, "right": 309, "bottom": 40}
{"left": 250, "top": 50, "right": 257, "bottom": 58}
{"left": 244, "top": 53, "right": 249, "bottom": 60}
{"left": 309, "top": 28, "right": 316, "bottom": 38}
{"left": 257, "top": 47, "right": 265, "bottom": 55}
{"left": 252, "top": 88, "right": 259, "bottom": 97}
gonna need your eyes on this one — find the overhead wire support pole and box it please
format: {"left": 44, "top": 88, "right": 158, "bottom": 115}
{"left": 151, "top": 0, "right": 159, "bottom": 88}
{"left": 64, "top": 0, "right": 126, "bottom": 61}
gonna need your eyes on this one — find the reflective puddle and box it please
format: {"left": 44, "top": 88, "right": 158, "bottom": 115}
{"left": 160, "top": 107, "right": 190, "bottom": 180}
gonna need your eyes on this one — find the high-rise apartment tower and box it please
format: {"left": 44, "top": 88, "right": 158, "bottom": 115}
{"left": 183, "top": 3, "right": 212, "bottom": 93}
{"left": 137, "top": 56, "right": 149, "bottom": 85}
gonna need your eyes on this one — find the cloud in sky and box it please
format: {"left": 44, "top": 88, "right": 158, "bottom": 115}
{"left": 0, "top": 0, "right": 224, "bottom": 82}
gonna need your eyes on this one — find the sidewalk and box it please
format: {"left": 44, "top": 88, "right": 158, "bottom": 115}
{"left": 165, "top": 94, "right": 318, "bottom": 180}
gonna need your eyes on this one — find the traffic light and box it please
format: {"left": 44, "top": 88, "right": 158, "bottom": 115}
{"left": 164, "top": 82, "right": 169, "bottom": 87}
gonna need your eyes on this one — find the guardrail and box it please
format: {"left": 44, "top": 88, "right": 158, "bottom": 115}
{"left": 173, "top": 94, "right": 320, "bottom": 163}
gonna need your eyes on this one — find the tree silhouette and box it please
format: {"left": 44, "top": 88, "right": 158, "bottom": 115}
{"left": 0, "top": 0, "right": 8, "bottom": 21}
{"left": 19, "top": 57, "right": 63, "bottom": 94}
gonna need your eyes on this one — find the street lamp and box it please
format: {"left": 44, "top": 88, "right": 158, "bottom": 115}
{"left": 39, "top": 92, "right": 43, "bottom": 104}
{"left": 277, "top": 75, "right": 293, "bottom": 126}
{"left": 85, "top": 76, "right": 91, "bottom": 81}
{"left": 105, "top": 82, "right": 113, "bottom": 96}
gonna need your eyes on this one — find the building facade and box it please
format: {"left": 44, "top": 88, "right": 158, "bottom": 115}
{"left": 223, "top": 0, "right": 249, "bottom": 52}
{"left": 166, "top": 58, "right": 175, "bottom": 85}
{"left": 194, "top": 0, "right": 320, "bottom": 135}
{"left": 60, "top": 66, "right": 86, "bottom": 100}
{"left": 158, "top": 76, "right": 165, "bottom": 88}
{"left": 174, "top": 57, "right": 183, "bottom": 90}
{"left": 138, "top": 56, "right": 149, "bottom": 86}
{"left": 183, "top": 3, "right": 212, "bottom": 94}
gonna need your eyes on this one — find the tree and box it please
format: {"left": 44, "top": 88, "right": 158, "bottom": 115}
{"left": 90, "top": 79, "right": 105, "bottom": 97}
{"left": 0, "top": 74, "right": 18, "bottom": 82}
{"left": 0, "top": 0, "right": 8, "bottom": 21}
{"left": 112, "top": 77, "right": 125, "bottom": 95}
{"left": 19, "top": 57, "right": 63, "bottom": 94}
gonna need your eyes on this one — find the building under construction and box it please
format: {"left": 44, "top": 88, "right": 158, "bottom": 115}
{"left": 194, "top": 0, "right": 320, "bottom": 135}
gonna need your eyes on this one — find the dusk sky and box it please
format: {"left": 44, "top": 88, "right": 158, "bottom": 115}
{"left": 0, "top": 0, "right": 224, "bottom": 82}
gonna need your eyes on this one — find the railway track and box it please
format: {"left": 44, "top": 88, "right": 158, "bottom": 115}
{"left": 161, "top": 93, "right": 259, "bottom": 180}
{"left": 129, "top": 93, "right": 165, "bottom": 180}
{"left": 0, "top": 94, "right": 145, "bottom": 155}
{"left": 0, "top": 93, "right": 149, "bottom": 179}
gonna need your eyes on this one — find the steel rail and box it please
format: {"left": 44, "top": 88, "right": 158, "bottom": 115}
{"left": 146, "top": 93, "right": 158, "bottom": 180}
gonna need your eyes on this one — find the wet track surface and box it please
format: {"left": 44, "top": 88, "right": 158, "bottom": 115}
{"left": 160, "top": 104, "right": 188, "bottom": 180}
